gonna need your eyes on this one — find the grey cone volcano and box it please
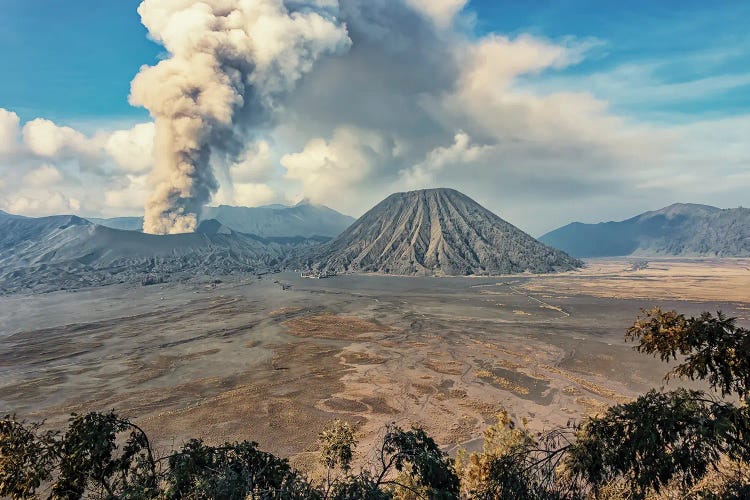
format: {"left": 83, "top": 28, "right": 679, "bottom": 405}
{"left": 303, "top": 188, "right": 581, "bottom": 276}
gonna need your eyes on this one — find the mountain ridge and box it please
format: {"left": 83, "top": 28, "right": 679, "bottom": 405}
{"left": 303, "top": 188, "right": 581, "bottom": 276}
{"left": 83, "top": 202, "right": 354, "bottom": 237}
{"left": 0, "top": 215, "right": 323, "bottom": 294}
{"left": 539, "top": 204, "right": 750, "bottom": 257}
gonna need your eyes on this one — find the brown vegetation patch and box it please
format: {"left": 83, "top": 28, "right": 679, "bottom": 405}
{"left": 210, "top": 306, "right": 241, "bottom": 316}
{"left": 181, "top": 349, "right": 221, "bottom": 361}
{"left": 520, "top": 259, "right": 750, "bottom": 303}
{"left": 575, "top": 397, "right": 609, "bottom": 416}
{"left": 449, "top": 389, "right": 467, "bottom": 399}
{"left": 434, "top": 388, "right": 468, "bottom": 402}
{"left": 412, "top": 382, "right": 436, "bottom": 396}
{"left": 459, "top": 399, "right": 506, "bottom": 422}
{"left": 322, "top": 397, "right": 369, "bottom": 413}
{"left": 468, "top": 339, "right": 628, "bottom": 403}
{"left": 360, "top": 396, "right": 400, "bottom": 415}
{"left": 475, "top": 361, "right": 552, "bottom": 400}
{"left": 207, "top": 297, "right": 243, "bottom": 316}
{"left": 126, "top": 349, "right": 223, "bottom": 384}
{"left": 132, "top": 342, "right": 351, "bottom": 457}
{"left": 0, "top": 374, "right": 67, "bottom": 400}
{"left": 544, "top": 366, "right": 629, "bottom": 403}
{"left": 423, "top": 359, "right": 465, "bottom": 375}
{"left": 127, "top": 356, "right": 175, "bottom": 384}
{"left": 492, "top": 358, "right": 527, "bottom": 371}
{"left": 475, "top": 369, "right": 530, "bottom": 395}
{"left": 339, "top": 351, "right": 387, "bottom": 365}
{"left": 269, "top": 306, "right": 305, "bottom": 317}
{"left": 446, "top": 415, "right": 479, "bottom": 445}
{"left": 283, "top": 313, "right": 391, "bottom": 340}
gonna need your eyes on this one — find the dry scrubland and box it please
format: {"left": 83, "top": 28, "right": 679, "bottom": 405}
{"left": 1, "top": 258, "right": 748, "bottom": 476}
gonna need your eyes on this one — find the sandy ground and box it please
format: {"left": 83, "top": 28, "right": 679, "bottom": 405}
{"left": 1, "top": 258, "right": 748, "bottom": 473}
{"left": 522, "top": 258, "right": 750, "bottom": 305}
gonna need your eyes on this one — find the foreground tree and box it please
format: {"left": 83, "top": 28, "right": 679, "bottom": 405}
{"left": 0, "top": 412, "right": 314, "bottom": 499}
{"left": 0, "top": 411, "right": 158, "bottom": 499}
{"left": 164, "top": 438, "right": 317, "bottom": 499}
{"left": 321, "top": 423, "right": 459, "bottom": 499}
{"left": 0, "top": 416, "right": 458, "bottom": 499}
{"left": 454, "top": 307, "right": 750, "bottom": 499}
{"left": 455, "top": 412, "right": 578, "bottom": 499}
{"left": 566, "top": 308, "right": 750, "bottom": 498}
{"left": 566, "top": 388, "right": 746, "bottom": 497}
{"left": 0, "top": 415, "right": 58, "bottom": 498}
{"left": 2, "top": 307, "right": 748, "bottom": 499}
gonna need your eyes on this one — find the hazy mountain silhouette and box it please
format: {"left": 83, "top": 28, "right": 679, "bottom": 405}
{"left": 539, "top": 203, "right": 750, "bottom": 257}
{"left": 87, "top": 201, "right": 354, "bottom": 238}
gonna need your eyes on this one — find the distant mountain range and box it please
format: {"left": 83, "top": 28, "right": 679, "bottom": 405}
{"left": 0, "top": 214, "right": 323, "bottom": 294}
{"left": 7, "top": 194, "right": 746, "bottom": 294}
{"left": 539, "top": 203, "right": 750, "bottom": 258}
{"left": 87, "top": 201, "right": 355, "bottom": 238}
{"left": 85, "top": 216, "right": 144, "bottom": 231}
{"left": 0, "top": 189, "right": 582, "bottom": 293}
{"left": 302, "top": 188, "right": 581, "bottom": 276}
{"left": 0, "top": 209, "right": 25, "bottom": 220}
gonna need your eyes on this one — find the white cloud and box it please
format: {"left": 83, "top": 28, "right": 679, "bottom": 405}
{"left": 22, "top": 164, "right": 64, "bottom": 187}
{"left": 0, "top": 108, "right": 20, "bottom": 155}
{"left": 211, "top": 181, "right": 278, "bottom": 207}
{"left": 405, "top": 0, "right": 467, "bottom": 28}
{"left": 441, "top": 35, "right": 623, "bottom": 145}
{"left": 102, "top": 174, "right": 150, "bottom": 214}
{"left": 105, "top": 122, "right": 155, "bottom": 173}
{"left": 459, "top": 35, "right": 574, "bottom": 87}
{"left": 3, "top": 191, "right": 80, "bottom": 216}
{"left": 400, "top": 131, "right": 493, "bottom": 188}
{"left": 0, "top": 109, "right": 163, "bottom": 218}
{"left": 525, "top": 57, "right": 750, "bottom": 115}
{"left": 22, "top": 118, "right": 98, "bottom": 158}
{"left": 229, "top": 140, "right": 274, "bottom": 183}
{"left": 276, "top": 17, "right": 750, "bottom": 230}
{"left": 232, "top": 182, "right": 277, "bottom": 206}
{"left": 281, "top": 126, "right": 388, "bottom": 210}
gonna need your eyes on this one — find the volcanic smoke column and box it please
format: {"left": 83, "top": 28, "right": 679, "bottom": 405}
{"left": 130, "top": 0, "right": 350, "bottom": 234}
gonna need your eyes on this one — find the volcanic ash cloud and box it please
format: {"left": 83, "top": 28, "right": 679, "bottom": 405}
{"left": 130, "top": 0, "right": 351, "bottom": 234}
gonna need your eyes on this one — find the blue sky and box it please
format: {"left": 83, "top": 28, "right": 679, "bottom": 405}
{"left": 472, "top": 0, "right": 750, "bottom": 122}
{"left": 2, "top": 0, "right": 749, "bottom": 127}
{"left": 0, "top": 0, "right": 159, "bottom": 127}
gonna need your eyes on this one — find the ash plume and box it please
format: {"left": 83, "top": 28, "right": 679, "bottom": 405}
{"left": 130, "top": 0, "right": 351, "bottom": 234}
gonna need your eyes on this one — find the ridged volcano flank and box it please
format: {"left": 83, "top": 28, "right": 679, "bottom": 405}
{"left": 306, "top": 188, "right": 581, "bottom": 276}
